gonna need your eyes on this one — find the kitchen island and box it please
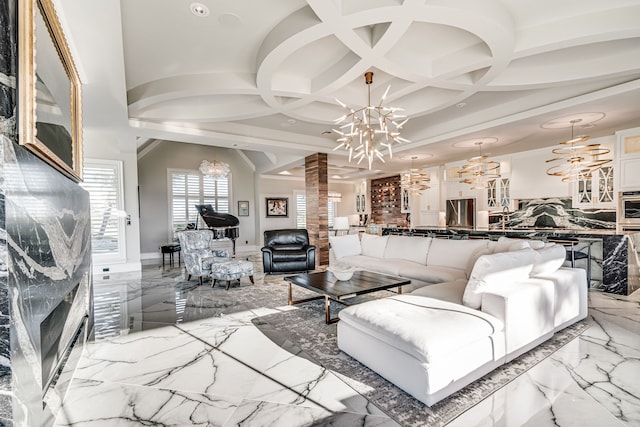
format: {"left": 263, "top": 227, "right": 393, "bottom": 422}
{"left": 382, "top": 227, "right": 639, "bottom": 296}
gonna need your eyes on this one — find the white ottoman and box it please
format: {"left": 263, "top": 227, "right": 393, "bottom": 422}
{"left": 337, "top": 295, "right": 506, "bottom": 406}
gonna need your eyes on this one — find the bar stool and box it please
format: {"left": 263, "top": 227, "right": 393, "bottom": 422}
{"left": 555, "top": 238, "right": 592, "bottom": 285}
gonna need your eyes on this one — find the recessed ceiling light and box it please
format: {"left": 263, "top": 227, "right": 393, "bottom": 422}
{"left": 280, "top": 118, "right": 296, "bottom": 127}
{"left": 322, "top": 130, "right": 332, "bottom": 135}
{"left": 456, "top": 102, "right": 467, "bottom": 109}
{"left": 278, "top": 171, "right": 292, "bottom": 175}
{"left": 190, "top": 3, "right": 209, "bottom": 17}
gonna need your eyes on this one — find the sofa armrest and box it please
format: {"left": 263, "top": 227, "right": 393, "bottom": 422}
{"left": 481, "top": 279, "right": 555, "bottom": 361}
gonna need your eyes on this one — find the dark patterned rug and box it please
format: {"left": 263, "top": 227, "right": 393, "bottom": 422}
{"left": 251, "top": 287, "right": 590, "bottom": 427}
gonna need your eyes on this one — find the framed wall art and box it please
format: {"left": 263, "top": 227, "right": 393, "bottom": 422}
{"left": 238, "top": 200, "right": 249, "bottom": 216}
{"left": 18, "top": 0, "right": 83, "bottom": 181}
{"left": 266, "top": 197, "right": 288, "bottom": 217}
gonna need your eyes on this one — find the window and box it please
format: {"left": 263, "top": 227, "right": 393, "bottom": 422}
{"left": 169, "top": 170, "right": 230, "bottom": 240}
{"left": 81, "top": 160, "right": 125, "bottom": 262}
{"left": 295, "top": 191, "right": 335, "bottom": 229}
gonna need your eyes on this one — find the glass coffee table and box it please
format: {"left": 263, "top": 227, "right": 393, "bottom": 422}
{"left": 284, "top": 270, "right": 410, "bottom": 324}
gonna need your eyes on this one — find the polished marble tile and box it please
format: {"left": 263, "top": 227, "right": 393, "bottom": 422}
{"left": 55, "top": 256, "right": 640, "bottom": 427}
{"left": 224, "top": 399, "right": 400, "bottom": 427}
{"left": 56, "top": 378, "right": 241, "bottom": 426}
{"left": 75, "top": 324, "right": 264, "bottom": 399}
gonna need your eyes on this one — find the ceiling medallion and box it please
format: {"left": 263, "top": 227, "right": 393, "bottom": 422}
{"left": 401, "top": 156, "right": 430, "bottom": 195}
{"left": 457, "top": 141, "right": 500, "bottom": 190}
{"left": 333, "top": 71, "right": 409, "bottom": 170}
{"left": 545, "top": 119, "right": 611, "bottom": 183}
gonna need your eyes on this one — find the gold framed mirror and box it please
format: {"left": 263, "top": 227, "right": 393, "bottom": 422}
{"left": 18, "top": 0, "right": 83, "bottom": 181}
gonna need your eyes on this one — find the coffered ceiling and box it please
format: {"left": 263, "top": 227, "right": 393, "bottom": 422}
{"left": 59, "top": 0, "right": 640, "bottom": 180}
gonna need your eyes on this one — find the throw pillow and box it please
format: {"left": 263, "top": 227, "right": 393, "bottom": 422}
{"left": 530, "top": 242, "right": 567, "bottom": 276}
{"left": 329, "top": 234, "right": 362, "bottom": 259}
{"left": 528, "top": 239, "right": 546, "bottom": 250}
{"left": 466, "top": 246, "right": 493, "bottom": 275}
{"left": 462, "top": 248, "right": 536, "bottom": 309}
{"left": 360, "top": 233, "right": 389, "bottom": 258}
{"left": 493, "top": 236, "right": 530, "bottom": 253}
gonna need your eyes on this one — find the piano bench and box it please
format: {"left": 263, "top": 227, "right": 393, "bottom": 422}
{"left": 160, "top": 243, "right": 181, "bottom": 268}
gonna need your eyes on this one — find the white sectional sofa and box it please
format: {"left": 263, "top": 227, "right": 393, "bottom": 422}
{"left": 329, "top": 233, "right": 588, "bottom": 406}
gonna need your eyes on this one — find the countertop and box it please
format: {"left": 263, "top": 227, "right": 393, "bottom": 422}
{"left": 382, "top": 226, "right": 636, "bottom": 238}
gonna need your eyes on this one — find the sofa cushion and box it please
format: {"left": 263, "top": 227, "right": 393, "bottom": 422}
{"left": 462, "top": 249, "right": 536, "bottom": 309}
{"left": 338, "top": 295, "right": 504, "bottom": 364}
{"left": 530, "top": 243, "right": 567, "bottom": 276}
{"left": 329, "top": 234, "right": 361, "bottom": 259}
{"left": 339, "top": 255, "right": 401, "bottom": 276}
{"left": 393, "top": 260, "right": 467, "bottom": 283}
{"left": 427, "top": 239, "right": 489, "bottom": 271}
{"left": 360, "top": 233, "right": 389, "bottom": 258}
{"left": 409, "top": 279, "right": 467, "bottom": 304}
{"left": 384, "top": 236, "right": 432, "bottom": 265}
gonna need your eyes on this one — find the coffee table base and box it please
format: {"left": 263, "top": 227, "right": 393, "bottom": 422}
{"left": 287, "top": 282, "right": 401, "bottom": 324}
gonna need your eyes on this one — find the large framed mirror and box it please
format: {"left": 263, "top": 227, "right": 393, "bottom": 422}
{"left": 18, "top": 0, "right": 83, "bottom": 181}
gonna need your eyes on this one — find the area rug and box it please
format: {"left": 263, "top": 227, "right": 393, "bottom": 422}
{"left": 251, "top": 293, "right": 590, "bottom": 427}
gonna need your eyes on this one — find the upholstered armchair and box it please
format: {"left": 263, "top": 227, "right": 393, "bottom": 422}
{"left": 177, "top": 230, "right": 229, "bottom": 285}
{"left": 261, "top": 229, "right": 316, "bottom": 274}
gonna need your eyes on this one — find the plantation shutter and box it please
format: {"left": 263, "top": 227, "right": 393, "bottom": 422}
{"left": 296, "top": 193, "right": 306, "bottom": 229}
{"left": 82, "top": 163, "right": 122, "bottom": 255}
{"left": 295, "top": 192, "right": 336, "bottom": 228}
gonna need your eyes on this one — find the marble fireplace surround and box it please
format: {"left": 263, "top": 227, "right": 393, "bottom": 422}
{"left": 1, "top": 137, "right": 92, "bottom": 425}
{"left": 1, "top": 1, "right": 93, "bottom": 421}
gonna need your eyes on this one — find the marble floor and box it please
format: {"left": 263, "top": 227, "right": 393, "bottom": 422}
{"left": 51, "top": 252, "right": 640, "bottom": 426}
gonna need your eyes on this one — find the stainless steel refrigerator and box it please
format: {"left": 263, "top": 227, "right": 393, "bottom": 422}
{"left": 446, "top": 198, "right": 475, "bottom": 229}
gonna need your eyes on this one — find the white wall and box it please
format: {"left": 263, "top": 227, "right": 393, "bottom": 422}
{"left": 83, "top": 131, "right": 142, "bottom": 273}
{"left": 508, "top": 147, "right": 571, "bottom": 199}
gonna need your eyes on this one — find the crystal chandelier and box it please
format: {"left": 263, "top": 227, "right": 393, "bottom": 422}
{"left": 199, "top": 158, "right": 230, "bottom": 180}
{"left": 545, "top": 119, "right": 611, "bottom": 182}
{"left": 457, "top": 142, "right": 500, "bottom": 190}
{"left": 401, "top": 156, "right": 430, "bottom": 195}
{"left": 333, "top": 71, "right": 409, "bottom": 170}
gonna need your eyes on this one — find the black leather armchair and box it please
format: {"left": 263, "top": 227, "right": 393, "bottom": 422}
{"left": 261, "top": 229, "right": 316, "bottom": 274}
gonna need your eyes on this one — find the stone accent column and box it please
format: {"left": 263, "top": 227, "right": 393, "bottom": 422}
{"left": 305, "top": 153, "right": 329, "bottom": 266}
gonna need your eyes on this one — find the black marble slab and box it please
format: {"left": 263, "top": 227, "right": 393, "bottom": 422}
{"left": 383, "top": 227, "right": 633, "bottom": 296}
{"left": 1, "top": 0, "right": 92, "bottom": 422}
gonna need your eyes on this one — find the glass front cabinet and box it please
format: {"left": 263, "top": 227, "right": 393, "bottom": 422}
{"left": 573, "top": 165, "right": 615, "bottom": 208}
{"left": 487, "top": 177, "right": 511, "bottom": 210}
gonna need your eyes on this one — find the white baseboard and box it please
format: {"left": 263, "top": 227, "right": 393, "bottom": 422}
{"left": 141, "top": 252, "right": 161, "bottom": 261}
{"left": 236, "top": 245, "right": 259, "bottom": 253}
{"left": 92, "top": 261, "right": 141, "bottom": 275}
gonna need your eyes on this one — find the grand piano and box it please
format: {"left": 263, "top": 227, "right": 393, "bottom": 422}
{"left": 195, "top": 204, "right": 240, "bottom": 255}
